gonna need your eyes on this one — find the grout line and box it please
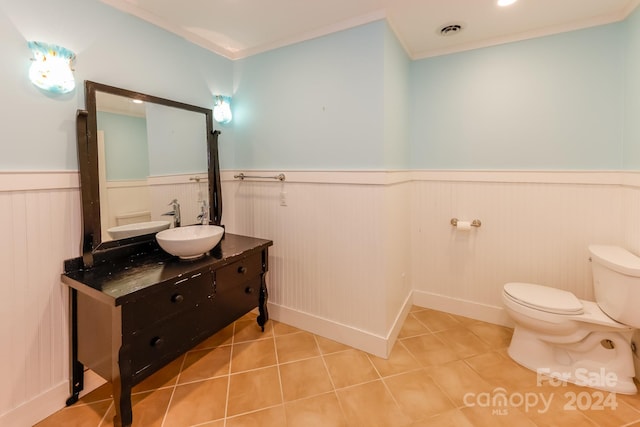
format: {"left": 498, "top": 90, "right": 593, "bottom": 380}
{"left": 313, "top": 334, "right": 349, "bottom": 424}
{"left": 159, "top": 353, "right": 188, "bottom": 427}
{"left": 97, "top": 401, "right": 113, "bottom": 427}
{"left": 221, "top": 320, "right": 238, "bottom": 427}
{"left": 271, "top": 321, "right": 287, "bottom": 424}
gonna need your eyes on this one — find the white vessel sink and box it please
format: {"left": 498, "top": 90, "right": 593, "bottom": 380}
{"left": 156, "top": 225, "right": 224, "bottom": 259}
{"left": 107, "top": 220, "right": 171, "bottom": 240}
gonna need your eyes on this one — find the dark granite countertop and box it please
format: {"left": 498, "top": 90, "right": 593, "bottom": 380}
{"left": 62, "top": 233, "right": 272, "bottom": 306}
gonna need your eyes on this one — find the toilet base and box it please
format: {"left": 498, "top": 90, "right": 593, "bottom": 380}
{"left": 508, "top": 326, "right": 637, "bottom": 394}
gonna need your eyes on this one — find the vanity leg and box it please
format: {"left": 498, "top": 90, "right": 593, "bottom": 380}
{"left": 66, "top": 289, "right": 84, "bottom": 406}
{"left": 257, "top": 273, "right": 269, "bottom": 332}
{"left": 113, "top": 345, "right": 133, "bottom": 427}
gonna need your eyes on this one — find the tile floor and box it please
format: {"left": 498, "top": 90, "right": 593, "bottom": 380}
{"left": 36, "top": 306, "right": 640, "bottom": 426}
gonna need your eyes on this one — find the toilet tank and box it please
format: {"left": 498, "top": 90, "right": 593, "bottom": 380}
{"left": 589, "top": 245, "right": 640, "bottom": 328}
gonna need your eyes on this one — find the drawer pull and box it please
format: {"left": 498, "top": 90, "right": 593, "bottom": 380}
{"left": 171, "top": 293, "right": 184, "bottom": 304}
{"left": 245, "top": 286, "right": 254, "bottom": 294}
{"left": 238, "top": 266, "right": 247, "bottom": 274}
{"left": 150, "top": 337, "right": 164, "bottom": 348}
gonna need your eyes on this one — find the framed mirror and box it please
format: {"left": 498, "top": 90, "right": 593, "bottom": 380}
{"left": 77, "top": 81, "right": 222, "bottom": 267}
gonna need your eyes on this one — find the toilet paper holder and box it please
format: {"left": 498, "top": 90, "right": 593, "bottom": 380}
{"left": 450, "top": 218, "right": 482, "bottom": 228}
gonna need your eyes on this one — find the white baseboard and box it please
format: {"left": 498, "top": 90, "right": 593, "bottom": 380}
{"left": 0, "top": 381, "right": 69, "bottom": 427}
{"left": 384, "top": 292, "right": 414, "bottom": 355}
{"left": 412, "top": 290, "right": 514, "bottom": 328}
{"left": 268, "top": 302, "right": 393, "bottom": 358}
{"left": 0, "top": 371, "right": 107, "bottom": 427}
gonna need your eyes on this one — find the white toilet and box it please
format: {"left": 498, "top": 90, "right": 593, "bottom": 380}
{"left": 502, "top": 244, "right": 640, "bottom": 394}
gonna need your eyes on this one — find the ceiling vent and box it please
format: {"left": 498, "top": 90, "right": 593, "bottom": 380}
{"left": 438, "top": 23, "right": 464, "bottom": 36}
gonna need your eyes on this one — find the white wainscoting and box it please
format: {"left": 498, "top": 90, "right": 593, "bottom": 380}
{"left": 0, "top": 172, "right": 81, "bottom": 427}
{"left": 411, "top": 170, "right": 627, "bottom": 326}
{"left": 220, "top": 171, "right": 413, "bottom": 357}
{"left": 1, "top": 169, "right": 639, "bottom": 426}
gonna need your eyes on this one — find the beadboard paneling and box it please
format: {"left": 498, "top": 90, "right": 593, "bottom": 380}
{"left": 411, "top": 178, "right": 624, "bottom": 324}
{"left": 0, "top": 181, "right": 81, "bottom": 422}
{"left": 3, "top": 169, "right": 640, "bottom": 425}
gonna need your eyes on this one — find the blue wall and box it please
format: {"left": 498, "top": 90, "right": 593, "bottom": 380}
{"left": 409, "top": 23, "right": 626, "bottom": 170}
{"left": 0, "top": 0, "right": 233, "bottom": 171}
{"left": 232, "top": 21, "right": 386, "bottom": 170}
{"left": 97, "top": 112, "right": 149, "bottom": 180}
{"left": 624, "top": 6, "right": 640, "bottom": 170}
{"left": 1, "top": 0, "right": 638, "bottom": 172}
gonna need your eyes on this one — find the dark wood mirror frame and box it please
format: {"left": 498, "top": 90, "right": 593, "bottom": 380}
{"left": 77, "top": 80, "right": 223, "bottom": 268}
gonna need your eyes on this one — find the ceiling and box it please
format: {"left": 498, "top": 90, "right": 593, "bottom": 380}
{"left": 101, "top": 0, "right": 640, "bottom": 60}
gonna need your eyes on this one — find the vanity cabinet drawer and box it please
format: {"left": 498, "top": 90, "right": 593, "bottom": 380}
{"left": 216, "top": 275, "right": 262, "bottom": 321}
{"left": 130, "top": 307, "right": 209, "bottom": 377}
{"left": 216, "top": 253, "right": 263, "bottom": 292}
{"left": 123, "top": 269, "right": 214, "bottom": 332}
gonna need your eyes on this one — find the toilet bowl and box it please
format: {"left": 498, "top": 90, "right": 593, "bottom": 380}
{"left": 502, "top": 245, "right": 640, "bottom": 395}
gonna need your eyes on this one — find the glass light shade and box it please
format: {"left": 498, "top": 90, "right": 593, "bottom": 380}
{"left": 28, "top": 41, "right": 76, "bottom": 94}
{"left": 213, "top": 95, "right": 232, "bottom": 124}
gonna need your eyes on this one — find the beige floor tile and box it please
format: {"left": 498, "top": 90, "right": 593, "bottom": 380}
{"left": 179, "top": 345, "right": 232, "bottom": 383}
{"left": 34, "top": 400, "right": 112, "bottom": 427}
{"left": 398, "top": 314, "right": 431, "bottom": 338}
{"left": 234, "top": 318, "right": 273, "bottom": 343}
{"left": 447, "top": 313, "right": 478, "bottom": 325}
{"left": 231, "top": 338, "right": 277, "bottom": 373}
{"left": 225, "top": 405, "right": 286, "bottom": 427}
{"left": 368, "top": 342, "right": 421, "bottom": 377}
{"left": 285, "top": 392, "right": 348, "bottom": 427}
{"left": 426, "top": 359, "right": 494, "bottom": 406}
{"left": 401, "top": 333, "right": 459, "bottom": 367}
{"left": 272, "top": 320, "right": 303, "bottom": 336}
{"left": 409, "top": 409, "right": 474, "bottom": 427}
{"left": 337, "top": 380, "right": 412, "bottom": 427}
{"left": 163, "top": 377, "right": 228, "bottom": 426}
{"left": 275, "top": 331, "right": 320, "bottom": 363}
{"left": 580, "top": 399, "right": 640, "bottom": 426}
{"left": 315, "top": 335, "right": 353, "bottom": 354}
{"left": 459, "top": 405, "right": 537, "bottom": 427}
{"left": 44, "top": 308, "right": 640, "bottom": 427}
{"left": 279, "top": 356, "right": 334, "bottom": 401}
{"left": 192, "top": 324, "right": 234, "bottom": 350}
{"left": 198, "top": 420, "right": 225, "bottom": 427}
{"left": 466, "top": 321, "right": 513, "bottom": 348}
{"left": 227, "top": 366, "right": 282, "bottom": 416}
{"left": 132, "top": 355, "right": 183, "bottom": 392}
{"left": 77, "top": 382, "right": 113, "bottom": 404}
{"left": 464, "top": 350, "right": 538, "bottom": 390}
{"left": 412, "top": 309, "right": 461, "bottom": 332}
{"left": 323, "top": 349, "right": 380, "bottom": 388}
{"left": 384, "top": 369, "right": 456, "bottom": 421}
{"left": 101, "top": 388, "right": 173, "bottom": 427}
{"left": 435, "top": 326, "right": 491, "bottom": 358}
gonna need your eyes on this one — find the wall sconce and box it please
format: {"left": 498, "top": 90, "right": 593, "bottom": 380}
{"left": 28, "top": 41, "right": 76, "bottom": 94}
{"left": 213, "top": 95, "right": 232, "bottom": 124}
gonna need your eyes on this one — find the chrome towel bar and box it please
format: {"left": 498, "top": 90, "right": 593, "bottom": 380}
{"left": 234, "top": 173, "right": 286, "bottom": 181}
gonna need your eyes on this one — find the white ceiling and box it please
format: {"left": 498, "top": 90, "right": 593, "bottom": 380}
{"left": 101, "top": 0, "right": 640, "bottom": 60}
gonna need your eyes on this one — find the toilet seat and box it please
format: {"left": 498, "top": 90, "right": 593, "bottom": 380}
{"left": 503, "top": 282, "right": 584, "bottom": 315}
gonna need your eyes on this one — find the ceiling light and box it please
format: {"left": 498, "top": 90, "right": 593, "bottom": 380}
{"left": 497, "top": 0, "right": 518, "bottom": 6}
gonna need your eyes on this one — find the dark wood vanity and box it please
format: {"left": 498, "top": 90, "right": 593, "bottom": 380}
{"left": 63, "top": 81, "right": 272, "bottom": 426}
{"left": 62, "top": 234, "right": 271, "bottom": 426}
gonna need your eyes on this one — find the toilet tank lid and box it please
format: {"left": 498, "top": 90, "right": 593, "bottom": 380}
{"left": 588, "top": 245, "right": 640, "bottom": 277}
{"left": 503, "top": 282, "right": 583, "bottom": 314}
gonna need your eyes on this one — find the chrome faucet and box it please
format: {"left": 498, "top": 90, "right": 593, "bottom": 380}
{"left": 162, "top": 199, "right": 181, "bottom": 227}
{"left": 197, "top": 199, "right": 209, "bottom": 225}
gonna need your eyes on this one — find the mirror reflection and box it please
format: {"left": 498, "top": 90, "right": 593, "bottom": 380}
{"left": 95, "top": 91, "right": 210, "bottom": 242}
